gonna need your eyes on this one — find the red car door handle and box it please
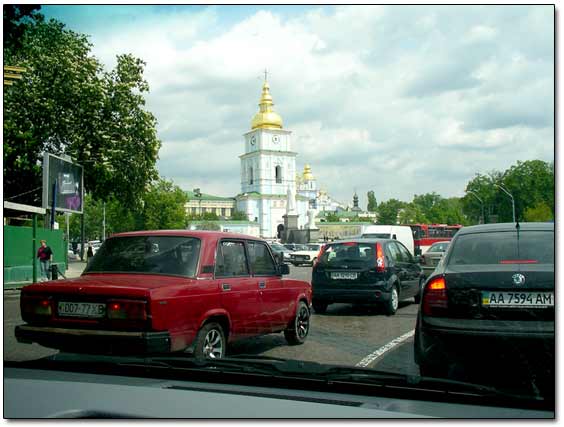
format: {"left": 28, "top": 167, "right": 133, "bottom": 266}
{"left": 258, "top": 282, "right": 266, "bottom": 289}
{"left": 222, "top": 283, "right": 231, "bottom": 291}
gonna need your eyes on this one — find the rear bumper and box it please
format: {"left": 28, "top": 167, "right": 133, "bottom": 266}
{"left": 313, "top": 283, "right": 391, "bottom": 304}
{"left": 416, "top": 317, "right": 554, "bottom": 366}
{"left": 15, "top": 324, "right": 171, "bottom": 355}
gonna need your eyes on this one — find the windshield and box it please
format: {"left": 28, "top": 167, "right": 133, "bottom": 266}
{"left": 448, "top": 231, "right": 554, "bottom": 265}
{"left": 4, "top": 4, "right": 555, "bottom": 418}
{"left": 85, "top": 236, "right": 201, "bottom": 277}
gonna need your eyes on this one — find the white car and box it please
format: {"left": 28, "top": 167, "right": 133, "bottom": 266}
{"left": 289, "top": 243, "right": 324, "bottom": 266}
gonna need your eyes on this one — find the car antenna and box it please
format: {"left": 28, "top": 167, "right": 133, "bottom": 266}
{"left": 515, "top": 219, "right": 520, "bottom": 260}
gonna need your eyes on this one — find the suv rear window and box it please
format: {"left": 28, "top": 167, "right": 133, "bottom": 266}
{"left": 85, "top": 236, "right": 201, "bottom": 277}
{"left": 448, "top": 231, "right": 554, "bottom": 265}
{"left": 318, "top": 242, "right": 376, "bottom": 267}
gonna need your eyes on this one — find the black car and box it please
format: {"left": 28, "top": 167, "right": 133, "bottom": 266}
{"left": 311, "top": 239, "right": 424, "bottom": 315}
{"left": 414, "top": 222, "right": 554, "bottom": 379}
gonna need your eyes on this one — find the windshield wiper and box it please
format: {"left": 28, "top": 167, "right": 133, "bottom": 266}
{"left": 10, "top": 353, "right": 549, "bottom": 407}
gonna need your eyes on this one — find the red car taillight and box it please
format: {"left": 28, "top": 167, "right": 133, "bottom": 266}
{"left": 21, "top": 295, "right": 53, "bottom": 319}
{"left": 375, "top": 243, "right": 385, "bottom": 272}
{"left": 107, "top": 299, "right": 147, "bottom": 322}
{"left": 422, "top": 276, "right": 448, "bottom": 316}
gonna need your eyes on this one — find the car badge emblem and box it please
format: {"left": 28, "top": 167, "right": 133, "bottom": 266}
{"left": 512, "top": 273, "right": 526, "bottom": 286}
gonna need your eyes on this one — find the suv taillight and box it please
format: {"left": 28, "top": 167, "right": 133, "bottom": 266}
{"left": 107, "top": 299, "right": 148, "bottom": 323}
{"left": 313, "top": 245, "right": 326, "bottom": 268}
{"left": 375, "top": 243, "right": 385, "bottom": 272}
{"left": 422, "top": 276, "right": 448, "bottom": 316}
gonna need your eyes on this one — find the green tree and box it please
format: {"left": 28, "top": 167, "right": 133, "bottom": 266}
{"left": 377, "top": 199, "right": 406, "bottom": 224}
{"left": 4, "top": 15, "right": 160, "bottom": 208}
{"left": 4, "top": 5, "right": 42, "bottom": 52}
{"left": 502, "top": 160, "right": 554, "bottom": 222}
{"left": 230, "top": 210, "right": 249, "bottom": 220}
{"left": 325, "top": 212, "right": 340, "bottom": 222}
{"left": 139, "top": 179, "right": 189, "bottom": 230}
{"left": 398, "top": 203, "right": 428, "bottom": 224}
{"left": 462, "top": 161, "right": 554, "bottom": 223}
{"left": 367, "top": 190, "right": 377, "bottom": 212}
{"left": 523, "top": 201, "right": 553, "bottom": 222}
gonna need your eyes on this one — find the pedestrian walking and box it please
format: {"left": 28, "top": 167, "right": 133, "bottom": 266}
{"left": 37, "top": 239, "right": 53, "bottom": 282}
{"left": 87, "top": 243, "right": 94, "bottom": 260}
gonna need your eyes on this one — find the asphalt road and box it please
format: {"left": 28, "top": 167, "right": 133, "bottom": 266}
{"left": 4, "top": 265, "right": 420, "bottom": 375}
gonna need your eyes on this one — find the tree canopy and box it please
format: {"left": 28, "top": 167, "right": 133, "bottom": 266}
{"left": 4, "top": 9, "right": 160, "bottom": 209}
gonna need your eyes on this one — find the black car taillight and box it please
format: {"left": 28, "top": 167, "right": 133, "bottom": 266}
{"left": 313, "top": 245, "right": 326, "bottom": 268}
{"left": 375, "top": 243, "right": 385, "bottom": 272}
{"left": 422, "top": 276, "right": 448, "bottom": 316}
{"left": 21, "top": 295, "right": 53, "bottom": 320}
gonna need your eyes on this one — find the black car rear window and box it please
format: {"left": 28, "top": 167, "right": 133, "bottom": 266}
{"left": 85, "top": 236, "right": 201, "bottom": 277}
{"left": 318, "top": 242, "right": 376, "bottom": 266}
{"left": 448, "top": 231, "right": 554, "bottom": 265}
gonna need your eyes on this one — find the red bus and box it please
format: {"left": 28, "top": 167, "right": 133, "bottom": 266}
{"left": 406, "top": 224, "right": 463, "bottom": 255}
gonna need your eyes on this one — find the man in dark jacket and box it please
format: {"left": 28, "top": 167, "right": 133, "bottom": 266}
{"left": 37, "top": 240, "right": 53, "bottom": 282}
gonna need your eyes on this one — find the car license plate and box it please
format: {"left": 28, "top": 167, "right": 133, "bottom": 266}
{"left": 58, "top": 301, "right": 106, "bottom": 318}
{"left": 331, "top": 272, "right": 358, "bottom": 280}
{"left": 482, "top": 292, "right": 554, "bottom": 308}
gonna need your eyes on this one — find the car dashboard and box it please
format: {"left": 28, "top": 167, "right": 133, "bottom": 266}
{"left": 4, "top": 367, "right": 553, "bottom": 418}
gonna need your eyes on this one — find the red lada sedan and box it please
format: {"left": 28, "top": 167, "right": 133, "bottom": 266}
{"left": 16, "top": 231, "right": 312, "bottom": 360}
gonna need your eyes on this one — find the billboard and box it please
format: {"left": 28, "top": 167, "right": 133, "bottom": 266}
{"left": 42, "top": 153, "right": 84, "bottom": 214}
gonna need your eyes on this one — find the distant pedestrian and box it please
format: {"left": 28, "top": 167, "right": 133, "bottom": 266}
{"left": 37, "top": 240, "right": 53, "bottom": 282}
{"left": 87, "top": 243, "right": 94, "bottom": 260}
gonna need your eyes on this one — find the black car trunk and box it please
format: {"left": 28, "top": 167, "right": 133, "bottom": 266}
{"left": 444, "top": 264, "right": 554, "bottom": 321}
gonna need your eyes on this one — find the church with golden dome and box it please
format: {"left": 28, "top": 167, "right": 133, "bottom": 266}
{"left": 236, "top": 78, "right": 312, "bottom": 238}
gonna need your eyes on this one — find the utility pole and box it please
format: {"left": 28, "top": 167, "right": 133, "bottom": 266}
{"left": 467, "top": 191, "right": 485, "bottom": 224}
{"left": 495, "top": 184, "right": 516, "bottom": 223}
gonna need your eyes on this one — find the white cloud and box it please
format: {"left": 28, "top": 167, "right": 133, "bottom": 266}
{"left": 56, "top": 5, "right": 554, "bottom": 207}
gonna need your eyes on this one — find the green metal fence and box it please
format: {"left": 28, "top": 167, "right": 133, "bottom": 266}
{"left": 4, "top": 225, "right": 66, "bottom": 287}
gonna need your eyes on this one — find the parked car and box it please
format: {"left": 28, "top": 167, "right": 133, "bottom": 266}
{"left": 311, "top": 238, "right": 424, "bottom": 314}
{"left": 269, "top": 242, "right": 292, "bottom": 263}
{"left": 420, "top": 241, "right": 450, "bottom": 276}
{"left": 16, "top": 231, "right": 312, "bottom": 360}
{"left": 283, "top": 243, "right": 308, "bottom": 252}
{"left": 289, "top": 243, "right": 324, "bottom": 266}
{"left": 414, "top": 223, "right": 554, "bottom": 380}
{"left": 361, "top": 225, "right": 415, "bottom": 255}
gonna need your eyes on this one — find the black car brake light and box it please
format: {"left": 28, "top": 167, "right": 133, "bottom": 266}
{"left": 313, "top": 245, "right": 326, "bottom": 268}
{"left": 422, "top": 276, "right": 448, "bottom": 316}
{"left": 375, "top": 243, "right": 385, "bottom": 272}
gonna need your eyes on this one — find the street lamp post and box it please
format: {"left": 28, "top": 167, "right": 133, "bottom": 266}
{"left": 467, "top": 191, "right": 485, "bottom": 224}
{"left": 495, "top": 184, "right": 516, "bottom": 223}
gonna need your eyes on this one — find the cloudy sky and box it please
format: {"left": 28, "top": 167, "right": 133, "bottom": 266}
{"left": 43, "top": 5, "right": 554, "bottom": 208}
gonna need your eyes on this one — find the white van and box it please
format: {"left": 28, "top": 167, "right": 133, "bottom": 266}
{"left": 361, "top": 225, "right": 415, "bottom": 255}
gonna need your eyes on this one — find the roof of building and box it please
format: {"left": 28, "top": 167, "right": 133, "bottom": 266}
{"left": 251, "top": 80, "right": 283, "bottom": 130}
{"left": 185, "top": 190, "right": 236, "bottom": 201}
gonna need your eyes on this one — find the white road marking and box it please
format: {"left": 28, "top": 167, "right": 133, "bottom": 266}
{"left": 355, "top": 329, "right": 415, "bottom": 368}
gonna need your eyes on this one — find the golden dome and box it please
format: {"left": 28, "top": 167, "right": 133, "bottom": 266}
{"left": 303, "top": 164, "right": 314, "bottom": 181}
{"left": 251, "top": 81, "right": 283, "bottom": 130}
